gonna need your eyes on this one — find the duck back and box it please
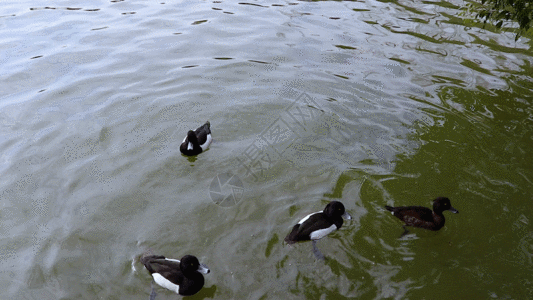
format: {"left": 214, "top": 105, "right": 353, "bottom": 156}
{"left": 385, "top": 205, "right": 445, "bottom": 231}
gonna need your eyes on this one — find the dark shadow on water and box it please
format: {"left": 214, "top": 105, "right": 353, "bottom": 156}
{"left": 185, "top": 154, "right": 198, "bottom": 163}
{"left": 190, "top": 285, "right": 217, "bottom": 299}
{"left": 146, "top": 285, "right": 216, "bottom": 300}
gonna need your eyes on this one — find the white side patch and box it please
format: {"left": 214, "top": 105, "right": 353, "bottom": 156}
{"left": 187, "top": 142, "right": 193, "bottom": 150}
{"left": 200, "top": 134, "right": 213, "bottom": 151}
{"left": 298, "top": 211, "right": 322, "bottom": 225}
{"left": 153, "top": 273, "right": 180, "bottom": 294}
{"left": 165, "top": 258, "right": 180, "bottom": 263}
{"left": 309, "top": 224, "right": 337, "bottom": 240}
{"left": 182, "top": 136, "right": 187, "bottom": 144}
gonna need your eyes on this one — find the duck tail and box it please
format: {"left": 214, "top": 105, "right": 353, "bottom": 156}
{"left": 284, "top": 237, "right": 297, "bottom": 245}
{"left": 384, "top": 206, "right": 394, "bottom": 212}
{"left": 140, "top": 249, "right": 156, "bottom": 265}
{"left": 284, "top": 224, "right": 302, "bottom": 245}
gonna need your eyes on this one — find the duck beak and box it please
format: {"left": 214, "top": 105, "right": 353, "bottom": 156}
{"left": 448, "top": 207, "right": 459, "bottom": 214}
{"left": 198, "top": 263, "right": 210, "bottom": 274}
{"left": 342, "top": 212, "right": 352, "bottom": 220}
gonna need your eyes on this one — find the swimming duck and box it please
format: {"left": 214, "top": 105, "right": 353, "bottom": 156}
{"left": 385, "top": 197, "right": 458, "bottom": 235}
{"left": 179, "top": 121, "right": 212, "bottom": 156}
{"left": 141, "top": 253, "right": 210, "bottom": 298}
{"left": 285, "top": 201, "right": 351, "bottom": 259}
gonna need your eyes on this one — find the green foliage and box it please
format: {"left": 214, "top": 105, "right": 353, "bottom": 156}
{"left": 469, "top": 0, "right": 533, "bottom": 40}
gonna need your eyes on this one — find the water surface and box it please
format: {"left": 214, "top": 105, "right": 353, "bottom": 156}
{"left": 1, "top": 0, "right": 532, "bottom": 299}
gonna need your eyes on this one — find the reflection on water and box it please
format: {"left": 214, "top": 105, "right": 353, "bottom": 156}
{"left": 0, "top": 0, "right": 532, "bottom": 299}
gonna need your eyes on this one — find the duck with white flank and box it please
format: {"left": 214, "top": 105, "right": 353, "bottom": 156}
{"left": 179, "top": 121, "right": 212, "bottom": 156}
{"left": 141, "top": 253, "right": 210, "bottom": 299}
{"left": 285, "top": 201, "right": 351, "bottom": 259}
{"left": 385, "top": 197, "right": 458, "bottom": 236}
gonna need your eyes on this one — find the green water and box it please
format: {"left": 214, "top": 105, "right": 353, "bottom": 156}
{"left": 0, "top": 0, "right": 532, "bottom": 299}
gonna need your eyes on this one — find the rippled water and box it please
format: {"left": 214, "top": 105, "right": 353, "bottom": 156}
{"left": 1, "top": 0, "right": 532, "bottom": 299}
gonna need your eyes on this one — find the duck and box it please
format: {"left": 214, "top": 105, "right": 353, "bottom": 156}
{"left": 385, "top": 197, "right": 458, "bottom": 236}
{"left": 285, "top": 201, "right": 351, "bottom": 259}
{"left": 141, "top": 253, "right": 210, "bottom": 297}
{"left": 179, "top": 121, "right": 212, "bottom": 156}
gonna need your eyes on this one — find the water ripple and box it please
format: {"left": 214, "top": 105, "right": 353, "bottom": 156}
{"left": 0, "top": 0, "right": 532, "bottom": 299}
